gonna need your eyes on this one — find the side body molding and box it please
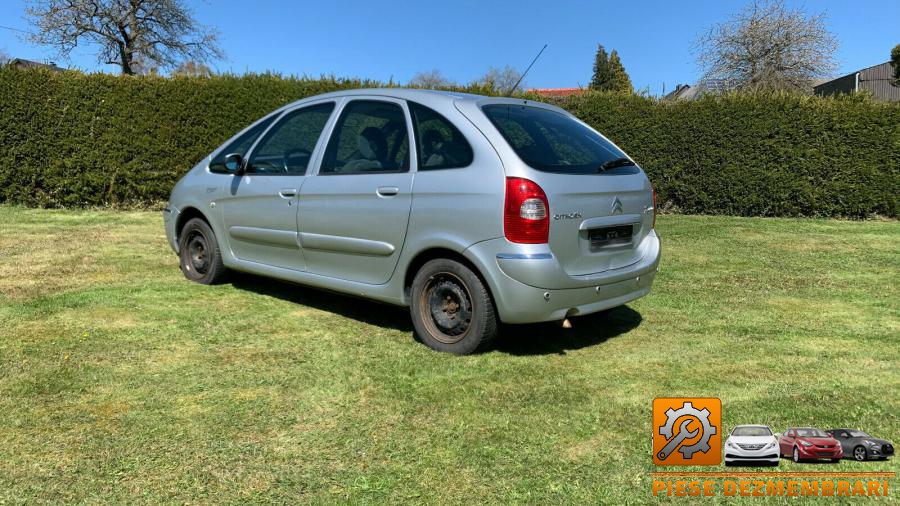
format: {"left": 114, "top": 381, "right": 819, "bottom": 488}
{"left": 299, "top": 232, "right": 395, "bottom": 256}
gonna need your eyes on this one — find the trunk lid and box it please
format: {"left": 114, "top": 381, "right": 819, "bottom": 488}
{"left": 539, "top": 168, "right": 653, "bottom": 276}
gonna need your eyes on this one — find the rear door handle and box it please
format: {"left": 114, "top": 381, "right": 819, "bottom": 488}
{"left": 376, "top": 186, "right": 399, "bottom": 197}
{"left": 278, "top": 188, "right": 298, "bottom": 199}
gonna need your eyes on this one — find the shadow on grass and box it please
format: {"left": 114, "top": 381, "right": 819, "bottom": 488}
{"left": 229, "top": 273, "right": 414, "bottom": 333}
{"left": 779, "top": 457, "right": 842, "bottom": 465}
{"left": 229, "top": 272, "right": 642, "bottom": 356}
{"left": 494, "top": 305, "right": 642, "bottom": 356}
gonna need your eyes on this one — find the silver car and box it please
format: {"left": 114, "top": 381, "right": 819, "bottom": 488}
{"left": 164, "top": 89, "right": 660, "bottom": 354}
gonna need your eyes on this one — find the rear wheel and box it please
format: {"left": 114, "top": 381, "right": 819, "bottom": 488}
{"left": 178, "top": 218, "right": 227, "bottom": 284}
{"left": 410, "top": 259, "right": 497, "bottom": 354}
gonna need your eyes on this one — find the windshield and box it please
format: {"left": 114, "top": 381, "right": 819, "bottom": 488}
{"left": 795, "top": 428, "right": 829, "bottom": 438}
{"left": 732, "top": 426, "right": 772, "bottom": 437}
{"left": 848, "top": 431, "right": 870, "bottom": 438}
{"left": 482, "top": 104, "right": 630, "bottom": 174}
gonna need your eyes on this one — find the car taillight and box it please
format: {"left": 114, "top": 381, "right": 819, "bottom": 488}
{"left": 505, "top": 177, "right": 549, "bottom": 244}
{"left": 651, "top": 187, "right": 657, "bottom": 229}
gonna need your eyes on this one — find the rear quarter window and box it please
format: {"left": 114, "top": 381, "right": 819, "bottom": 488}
{"left": 482, "top": 104, "right": 629, "bottom": 174}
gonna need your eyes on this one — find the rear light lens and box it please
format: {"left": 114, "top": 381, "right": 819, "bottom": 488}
{"left": 651, "top": 187, "right": 657, "bottom": 229}
{"left": 505, "top": 177, "right": 549, "bottom": 244}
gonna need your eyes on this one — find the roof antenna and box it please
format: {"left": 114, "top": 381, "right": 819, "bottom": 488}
{"left": 508, "top": 44, "right": 547, "bottom": 96}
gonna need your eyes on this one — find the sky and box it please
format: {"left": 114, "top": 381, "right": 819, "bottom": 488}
{"left": 1, "top": 0, "right": 897, "bottom": 96}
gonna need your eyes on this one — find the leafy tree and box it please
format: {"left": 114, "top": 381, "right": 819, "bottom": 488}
{"left": 694, "top": 0, "right": 838, "bottom": 91}
{"left": 891, "top": 44, "right": 900, "bottom": 85}
{"left": 25, "top": 0, "right": 223, "bottom": 75}
{"left": 589, "top": 44, "right": 610, "bottom": 90}
{"left": 475, "top": 65, "right": 523, "bottom": 93}
{"left": 408, "top": 69, "right": 454, "bottom": 89}
{"left": 173, "top": 60, "right": 213, "bottom": 77}
{"left": 607, "top": 50, "right": 633, "bottom": 93}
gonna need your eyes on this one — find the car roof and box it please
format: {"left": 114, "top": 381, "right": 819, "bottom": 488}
{"left": 279, "top": 87, "right": 561, "bottom": 113}
{"left": 733, "top": 424, "right": 769, "bottom": 428}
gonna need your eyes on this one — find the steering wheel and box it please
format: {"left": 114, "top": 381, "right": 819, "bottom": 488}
{"left": 283, "top": 148, "right": 312, "bottom": 173}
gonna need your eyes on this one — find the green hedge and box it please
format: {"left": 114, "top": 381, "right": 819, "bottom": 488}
{"left": 0, "top": 68, "right": 897, "bottom": 217}
{"left": 555, "top": 92, "right": 899, "bottom": 218}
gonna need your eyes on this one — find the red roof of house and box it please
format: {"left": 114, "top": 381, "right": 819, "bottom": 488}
{"left": 528, "top": 87, "right": 586, "bottom": 97}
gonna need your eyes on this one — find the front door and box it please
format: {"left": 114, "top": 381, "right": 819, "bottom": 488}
{"left": 220, "top": 101, "right": 336, "bottom": 271}
{"left": 298, "top": 99, "right": 414, "bottom": 284}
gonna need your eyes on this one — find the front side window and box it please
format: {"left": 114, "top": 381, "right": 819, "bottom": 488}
{"left": 320, "top": 100, "right": 409, "bottom": 174}
{"left": 209, "top": 116, "right": 276, "bottom": 172}
{"left": 482, "top": 104, "right": 629, "bottom": 174}
{"left": 409, "top": 102, "right": 473, "bottom": 170}
{"left": 247, "top": 102, "right": 335, "bottom": 175}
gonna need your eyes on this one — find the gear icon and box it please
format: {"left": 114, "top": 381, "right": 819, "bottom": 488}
{"left": 658, "top": 401, "right": 717, "bottom": 458}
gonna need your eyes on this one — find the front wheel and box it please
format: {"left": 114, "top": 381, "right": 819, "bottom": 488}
{"left": 853, "top": 446, "right": 868, "bottom": 461}
{"left": 178, "top": 218, "right": 227, "bottom": 285}
{"left": 793, "top": 447, "right": 801, "bottom": 463}
{"left": 410, "top": 259, "right": 497, "bottom": 354}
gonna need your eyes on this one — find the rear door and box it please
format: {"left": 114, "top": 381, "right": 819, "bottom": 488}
{"left": 219, "top": 101, "right": 336, "bottom": 271}
{"left": 480, "top": 103, "right": 654, "bottom": 276}
{"left": 298, "top": 98, "right": 414, "bottom": 284}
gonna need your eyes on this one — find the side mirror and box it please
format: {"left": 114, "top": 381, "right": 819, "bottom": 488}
{"left": 224, "top": 153, "right": 244, "bottom": 174}
{"left": 774, "top": 433, "right": 781, "bottom": 438}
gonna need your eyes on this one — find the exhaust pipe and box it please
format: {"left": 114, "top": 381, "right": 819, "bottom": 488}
{"left": 557, "top": 318, "right": 572, "bottom": 329}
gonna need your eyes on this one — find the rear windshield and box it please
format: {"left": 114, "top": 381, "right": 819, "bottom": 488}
{"left": 482, "top": 104, "right": 629, "bottom": 174}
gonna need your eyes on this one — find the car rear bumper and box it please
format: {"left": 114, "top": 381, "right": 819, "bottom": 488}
{"left": 464, "top": 232, "right": 660, "bottom": 324}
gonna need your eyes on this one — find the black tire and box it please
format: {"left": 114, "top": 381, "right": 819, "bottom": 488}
{"left": 831, "top": 458, "right": 841, "bottom": 463}
{"left": 853, "top": 445, "right": 868, "bottom": 462}
{"left": 178, "top": 218, "right": 227, "bottom": 285}
{"left": 410, "top": 258, "right": 497, "bottom": 354}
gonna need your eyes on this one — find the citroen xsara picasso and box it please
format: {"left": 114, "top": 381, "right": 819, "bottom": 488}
{"left": 164, "top": 89, "right": 660, "bottom": 354}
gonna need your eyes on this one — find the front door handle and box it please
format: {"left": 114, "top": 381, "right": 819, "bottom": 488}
{"left": 278, "top": 188, "right": 298, "bottom": 199}
{"left": 376, "top": 186, "right": 399, "bottom": 197}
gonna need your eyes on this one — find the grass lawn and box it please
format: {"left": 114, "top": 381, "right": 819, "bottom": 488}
{"left": 0, "top": 206, "right": 897, "bottom": 504}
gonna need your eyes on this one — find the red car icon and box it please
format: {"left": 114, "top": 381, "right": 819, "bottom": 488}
{"left": 779, "top": 427, "right": 843, "bottom": 463}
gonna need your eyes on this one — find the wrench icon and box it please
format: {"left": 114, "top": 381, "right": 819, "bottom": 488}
{"left": 657, "top": 419, "right": 699, "bottom": 461}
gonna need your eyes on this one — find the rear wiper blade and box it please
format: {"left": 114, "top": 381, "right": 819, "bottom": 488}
{"left": 597, "top": 157, "right": 636, "bottom": 173}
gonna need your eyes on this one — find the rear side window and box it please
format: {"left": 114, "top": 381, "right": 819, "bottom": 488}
{"left": 320, "top": 100, "right": 409, "bottom": 174}
{"left": 208, "top": 116, "right": 276, "bottom": 172}
{"left": 409, "top": 102, "right": 473, "bottom": 170}
{"left": 482, "top": 104, "right": 628, "bottom": 174}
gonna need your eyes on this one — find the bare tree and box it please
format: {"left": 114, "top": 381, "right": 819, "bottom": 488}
{"left": 475, "top": 65, "right": 523, "bottom": 93}
{"left": 0, "top": 48, "right": 10, "bottom": 66}
{"left": 172, "top": 60, "right": 213, "bottom": 77}
{"left": 25, "top": 0, "right": 224, "bottom": 75}
{"left": 694, "top": 0, "right": 838, "bottom": 91}
{"left": 409, "top": 69, "right": 455, "bottom": 89}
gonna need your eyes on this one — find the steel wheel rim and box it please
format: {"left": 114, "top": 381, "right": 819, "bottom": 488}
{"left": 186, "top": 231, "right": 209, "bottom": 274}
{"left": 419, "top": 272, "right": 473, "bottom": 344}
{"left": 854, "top": 447, "right": 866, "bottom": 461}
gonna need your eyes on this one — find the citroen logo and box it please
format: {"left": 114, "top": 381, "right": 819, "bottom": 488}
{"left": 611, "top": 196, "right": 623, "bottom": 215}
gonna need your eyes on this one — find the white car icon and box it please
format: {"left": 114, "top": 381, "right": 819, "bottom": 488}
{"left": 724, "top": 425, "right": 781, "bottom": 466}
